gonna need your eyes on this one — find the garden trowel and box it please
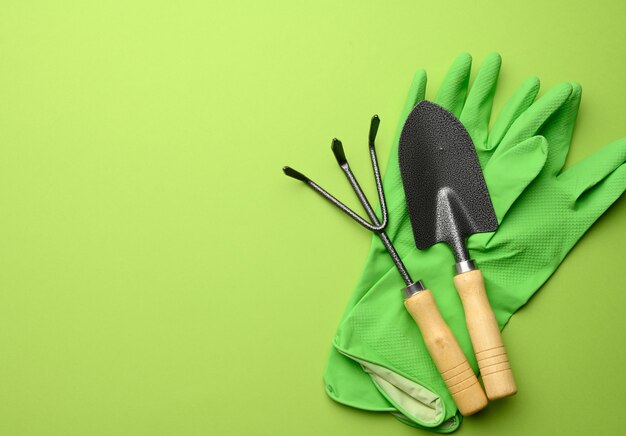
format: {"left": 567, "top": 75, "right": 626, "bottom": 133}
{"left": 398, "top": 100, "right": 517, "bottom": 400}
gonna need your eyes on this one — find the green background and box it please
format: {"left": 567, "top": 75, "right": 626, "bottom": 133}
{"left": 0, "top": 1, "right": 624, "bottom": 435}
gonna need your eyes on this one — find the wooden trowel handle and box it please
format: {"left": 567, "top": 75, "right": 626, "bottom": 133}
{"left": 454, "top": 270, "right": 517, "bottom": 400}
{"left": 404, "top": 290, "right": 488, "bottom": 415}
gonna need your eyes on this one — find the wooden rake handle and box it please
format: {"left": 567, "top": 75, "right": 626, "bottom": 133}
{"left": 454, "top": 269, "right": 517, "bottom": 400}
{"left": 404, "top": 289, "right": 488, "bottom": 415}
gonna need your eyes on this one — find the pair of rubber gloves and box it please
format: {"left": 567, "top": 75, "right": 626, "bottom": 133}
{"left": 323, "top": 53, "right": 625, "bottom": 433}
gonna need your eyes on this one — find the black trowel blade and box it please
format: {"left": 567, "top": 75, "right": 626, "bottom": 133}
{"left": 398, "top": 101, "right": 498, "bottom": 257}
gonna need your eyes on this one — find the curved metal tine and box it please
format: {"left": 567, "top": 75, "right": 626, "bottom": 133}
{"left": 368, "top": 115, "right": 388, "bottom": 229}
{"left": 331, "top": 134, "right": 387, "bottom": 232}
{"left": 282, "top": 166, "right": 384, "bottom": 232}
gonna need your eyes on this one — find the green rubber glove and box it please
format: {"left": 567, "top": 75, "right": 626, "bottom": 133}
{"left": 324, "top": 54, "right": 625, "bottom": 432}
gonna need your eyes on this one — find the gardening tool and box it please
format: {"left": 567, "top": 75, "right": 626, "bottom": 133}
{"left": 283, "top": 116, "right": 488, "bottom": 415}
{"left": 399, "top": 100, "right": 517, "bottom": 399}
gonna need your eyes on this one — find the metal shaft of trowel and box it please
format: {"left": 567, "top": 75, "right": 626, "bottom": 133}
{"left": 341, "top": 167, "right": 413, "bottom": 286}
{"left": 449, "top": 237, "right": 476, "bottom": 274}
{"left": 449, "top": 235, "right": 471, "bottom": 263}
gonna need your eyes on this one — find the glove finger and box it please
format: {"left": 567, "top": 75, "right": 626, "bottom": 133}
{"left": 558, "top": 137, "right": 626, "bottom": 199}
{"left": 460, "top": 52, "right": 502, "bottom": 150}
{"left": 399, "top": 69, "right": 427, "bottom": 122}
{"left": 434, "top": 53, "right": 472, "bottom": 117}
{"left": 383, "top": 69, "right": 427, "bottom": 204}
{"left": 574, "top": 163, "right": 625, "bottom": 226}
{"left": 385, "top": 68, "right": 428, "bottom": 189}
{"left": 540, "top": 82, "right": 582, "bottom": 175}
{"left": 480, "top": 135, "right": 548, "bottom": 225}
{"left": 333, "top": 70, "right": 429, "bottom": 319}
{"left": 382, "top": 71, "right": 427, "bottom": 249}
{"left": 498, "top": 82, "right": 573, "bottom": 154}
{"left": 487, "top": 76, "right": 540, "bottom": 151}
